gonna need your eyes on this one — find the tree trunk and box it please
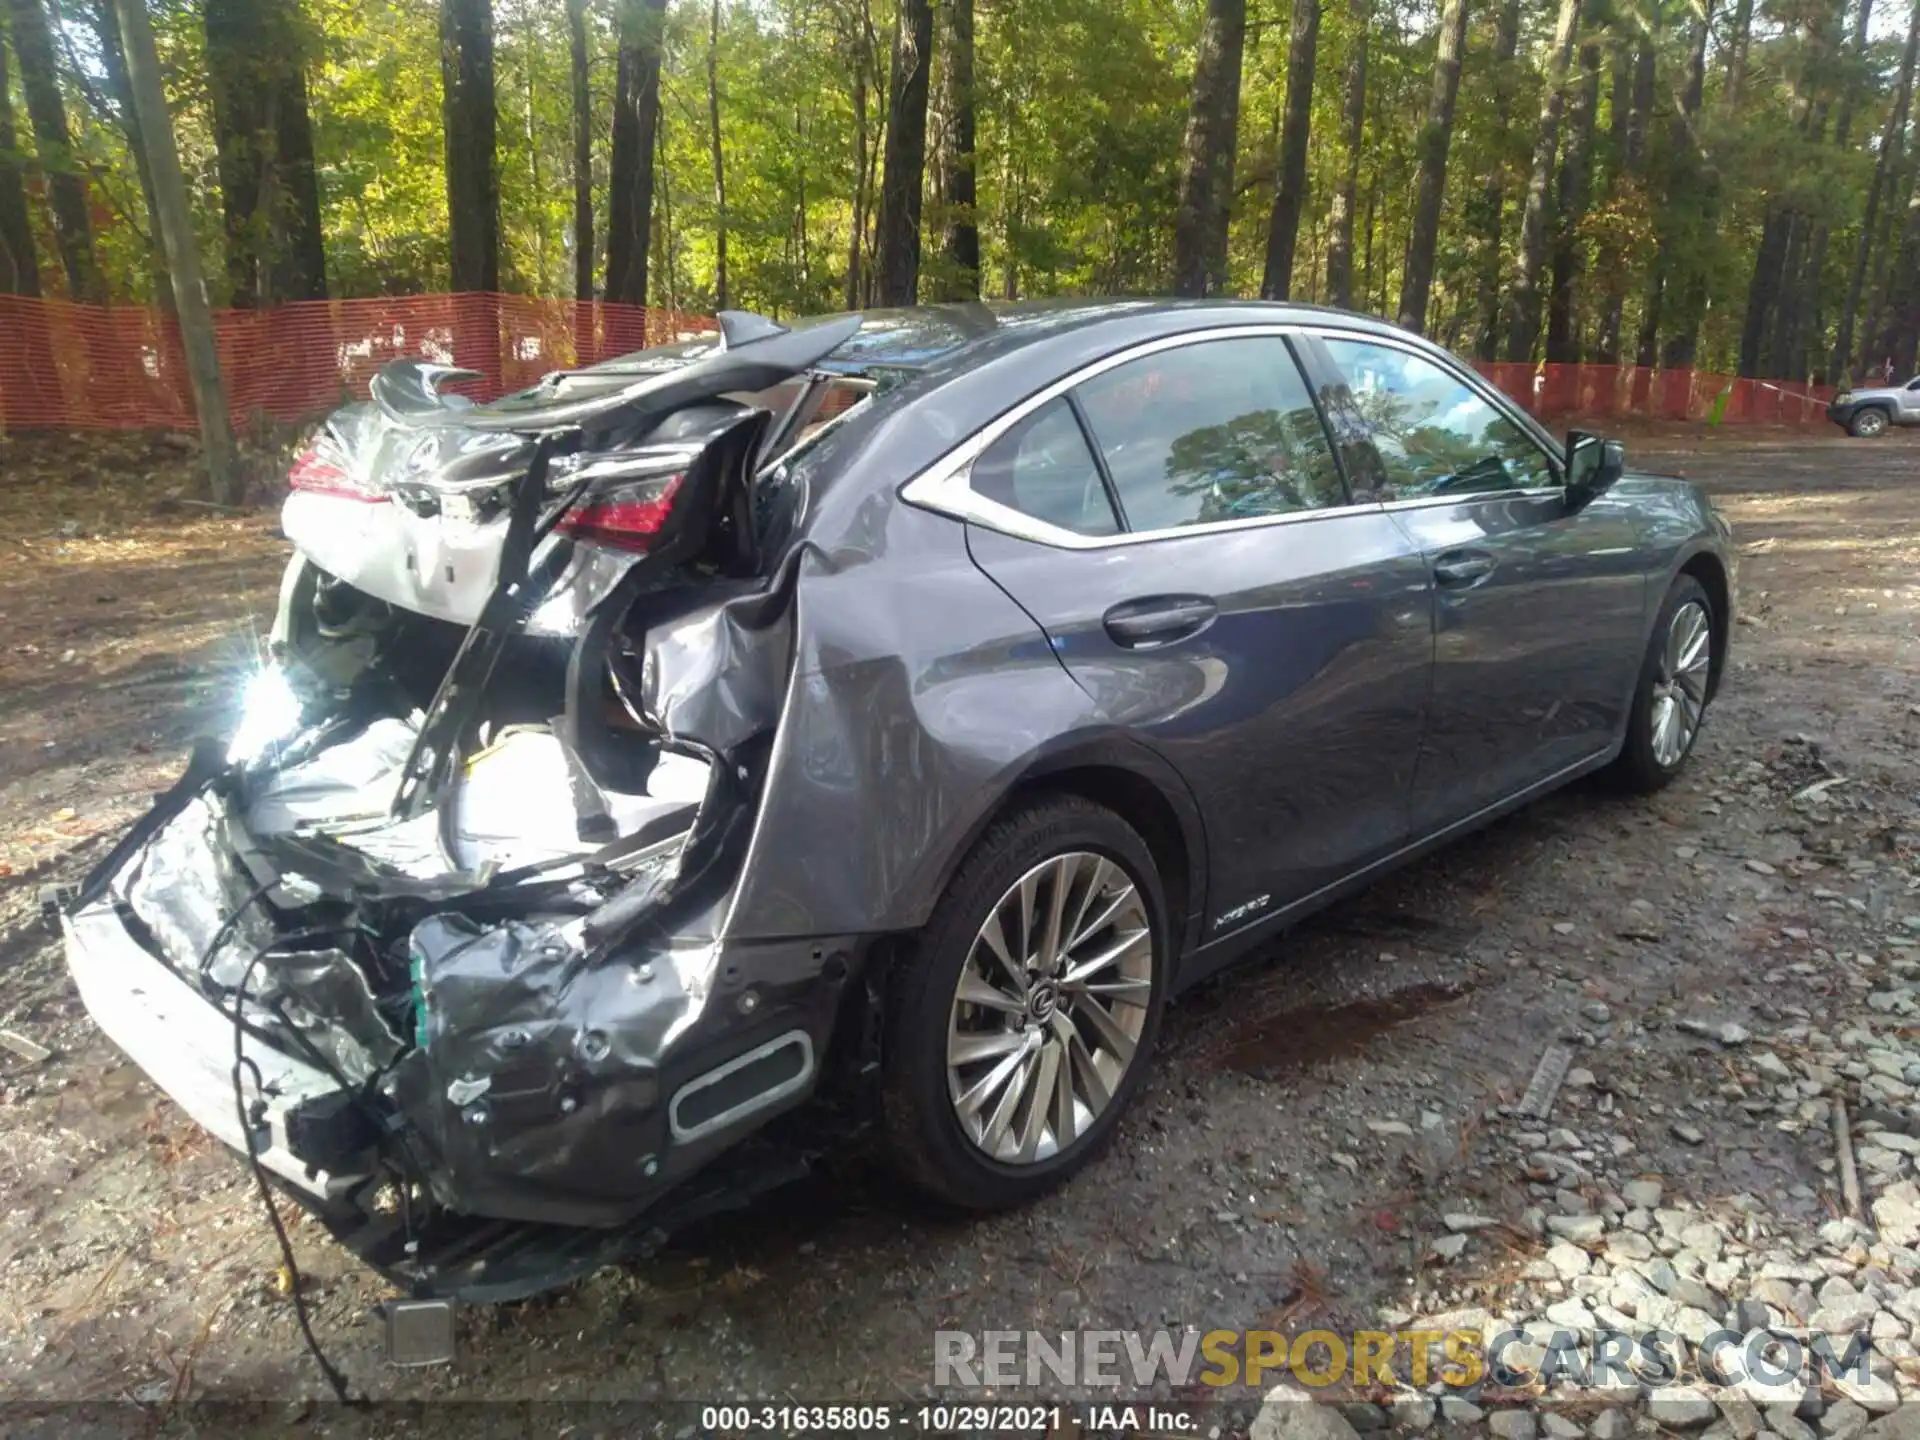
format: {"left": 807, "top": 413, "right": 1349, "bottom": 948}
{"left": 1503, "top": 0, "right": 1581, "bottom": 361}
{"left": 845, "top": 4, "right": 871, "bottom": 309}
{"left": 84, "top": 0, "right": 167, "bottom": 303}
{"left": 204, "top": 0, "right": 327, "bottom": 306}
{"left": 9, "top": 0, "right": 104, "bottom": 301}
{"left": 1324, "top": 0, "right": 1369, "bottom": 309}
{"left": 1635, "top": 273, "right": 1663, "bottom": 367}
{"left": 1863, "top": 152, "right": 1916, "bottom": 373}
{"left": 110, "top": 0, "right": 240, "bottom": 504}
{"left": 1260, "top": 0, "right": 1321, "bottom": 300}
{"left": 1834, "top": 0, "right": 1912, "bottom": 382}
{"left": 875, "top": 0, "right": 932, "bottom": 305}
{"left": 1171, "top": 0, "right": 1245, "bottom": 297}
{"left": 707, "top": 0, "right": 728, "bottom": 310}
{"left": 1594, "top": 37, "right": 1631, "bottom": 344}
{"left": 0, "top": 9, "right": 40, "bottom": 295}
{"left": 566, "top": 0, "right": 593, "bottom": 303}
{"left": 270, "top": 23, "right": 325, "bottom": 301}
{"left": 1743, "top": 3, "right": 1838, "bottom": 379}
{"left": 606, "top": 0, "right": 667, "bottom": 306}
{"left": 1880, "top": 188, "right": 1920, "bottom": 376}
{"left": 1544, "top": 32, "right": 1600, "bottom": 363}
{"left": 1655, "top": 0, "right": 1716, "bottom": 369}
{"left": 1591, "top": 33, "right": 1651, "bottom": 363}
{"left": 1725, "top": 0, "right": 1754, "bottom": 107}
{"left": 653, "top": 92, "right": 676, "bottom": 314}
{"left": 1741, "top": 212, "right": 1793, "bottom": 376}
{"left": 1397, "top": 0, "right": 1470, "bottom": 330}
{"left": 1830, "top": 0, "right": 1875, "bottom": 149}
{"left": 930, "top": 0, "right": 980, "bottom": 299}
{"left": 1361, "top": 164, "right": 1378, "bottom": 309}
{"left": 1469, "top": 0, "right": 1522, "bottom": 356}
{"left": 439, "top": 0, "right": 498, "bottom": 297}
{"left": 1800, "top": 0, "right": 1874, "bottom": 380}
{"left": 1769, "top": 215, "right": 1809, "bottom": 377}
{"left": 1000, "top": 119, "right": 1019, "bottom": 300}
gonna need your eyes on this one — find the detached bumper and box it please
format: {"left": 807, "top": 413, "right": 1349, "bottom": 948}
{"left": 61, "top": 901, "right": 364, "bottom": 1200}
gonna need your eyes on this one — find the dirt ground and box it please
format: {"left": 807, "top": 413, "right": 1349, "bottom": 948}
{"left": 1, "top": 424, "right": 1917, "bottom": 1429}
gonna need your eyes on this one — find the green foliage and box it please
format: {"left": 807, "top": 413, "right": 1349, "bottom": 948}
{"left": 0, "top": 0, "right": 1910, "bottom": 374}
{"left": 308, "top": 0, "right": 448, "bottom": 293}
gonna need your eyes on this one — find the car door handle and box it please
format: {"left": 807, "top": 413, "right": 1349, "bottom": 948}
{"left": 1432, "top": 551, "right": 1495, "bottom": 587}
{"left": 1103, "top": 595, "right": 1218, "bottom": 648}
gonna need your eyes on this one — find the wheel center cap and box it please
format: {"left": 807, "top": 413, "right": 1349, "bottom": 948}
{"left": 1028, "top": 980, "right": 1060, "bottom": 1024}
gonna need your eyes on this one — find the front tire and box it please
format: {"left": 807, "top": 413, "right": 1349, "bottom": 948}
{"left": 1607, "top": 575, "right": 1716, "bottom": 793}
{"left": 1850, "top": 406, "right": 1890, "bottom": 438}
{"left": 881, "top": 795, "right": 1170, "bottom": 1210}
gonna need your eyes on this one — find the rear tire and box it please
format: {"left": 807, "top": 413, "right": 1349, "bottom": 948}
{"left": 1606, "top": 575, "right": 1716, "bottom": 794}
{"left": 1850, "top": 406, "right": 1890, "bottom": 438}
{"left": 881, "top": 795, "right": 1170, "bottom": 1210}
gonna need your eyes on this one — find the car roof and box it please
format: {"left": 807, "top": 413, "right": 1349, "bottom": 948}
{"left": 818, "top": 297, "right": 1408, "bottom": 375}
{"left": 581, "top": 298, "right": 1411, "bottom": 380}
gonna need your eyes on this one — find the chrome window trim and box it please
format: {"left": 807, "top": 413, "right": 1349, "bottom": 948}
{"left": 899, "top": 324, "right": 1376, "bottom": 551}
{"left": 1376, "top": 487, "right": 1567, "bottom": 514}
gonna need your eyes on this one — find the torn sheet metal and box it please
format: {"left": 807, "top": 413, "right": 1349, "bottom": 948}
{"left": 390, "top": 913, "right": 699, "bottom": 1221}
{"left": 266, "top": 946, "right": 405, "bottom": 1085}
{"left": 117, "top": 794, "right": 397, "bottom": 1084}
{"left": 638, "top": 575, "right": 796, "bottom": 756}
{"left": 369, "top": 313, "right": 862, "bottom": 434}
{"left": 122, "top": 794, "right": 280, "bottom": 990}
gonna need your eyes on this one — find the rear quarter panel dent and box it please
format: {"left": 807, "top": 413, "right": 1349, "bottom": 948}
{"left": 721, "top": 507, "right": 1105, "bottom": 940}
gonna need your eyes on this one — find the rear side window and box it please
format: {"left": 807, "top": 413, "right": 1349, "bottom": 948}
{"left": 1073, "top": 336, "right": 1344, "bottom": 532}
{"left": 970, "top": 397, "right": 1120, "bottom": 537}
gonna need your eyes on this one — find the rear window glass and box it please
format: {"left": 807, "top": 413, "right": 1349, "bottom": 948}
{"left": 970, "top": 397, "right": 1119, "bottom": 537}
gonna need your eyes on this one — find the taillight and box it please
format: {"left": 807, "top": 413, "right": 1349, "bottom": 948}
{"left": 555, "top": 473, "right": 683, "bottom": 552}
{"left": 288, "top": 442, "right": 386, "bottom": 503}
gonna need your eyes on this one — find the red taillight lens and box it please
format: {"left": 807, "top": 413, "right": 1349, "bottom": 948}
{"left": 288, "top": 443, "right": 385, "bottom": 503}
{"left": 555, "top": 473, "right": 683, "bottom": 552}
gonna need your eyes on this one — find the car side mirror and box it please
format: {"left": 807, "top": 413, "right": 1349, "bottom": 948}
{"left": 1566, "top": 430, "right": 1625, "bottom": 507}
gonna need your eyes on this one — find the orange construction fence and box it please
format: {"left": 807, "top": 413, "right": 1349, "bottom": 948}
{"left": 0, "top": 293, "right": 1841, "bottom": 433}
{"left": 0, "top": 292, "right": 713, "bottom": 433}
{"left": 1474, "top": 360, "right": 1838, "bottom": 427}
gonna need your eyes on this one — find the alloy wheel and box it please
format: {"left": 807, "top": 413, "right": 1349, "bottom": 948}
{"left": 1650, "top": 600, "right": 1712, "bottom": 768}
{"left": 945, "top": 851, "right": 1154, "bottom": 1164}
{"left": 1857, "top": 409, "right": 1889, "bottom": 437}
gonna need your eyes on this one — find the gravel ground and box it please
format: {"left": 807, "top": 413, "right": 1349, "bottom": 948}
{"left": 1, "top": 431, "right": 1917, "bottom": 1435}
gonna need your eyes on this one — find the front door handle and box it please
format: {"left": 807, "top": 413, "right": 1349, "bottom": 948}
{"left": 1103, "top": 595, "right": 1218, "bottom": 648}
{"left": 1432, "top": 550, "right": 1495, "bottom": 588}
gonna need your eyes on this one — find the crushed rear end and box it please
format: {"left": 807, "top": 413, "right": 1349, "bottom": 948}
{"left": 57, "top": 314, "right": 877, "bottom": 1300}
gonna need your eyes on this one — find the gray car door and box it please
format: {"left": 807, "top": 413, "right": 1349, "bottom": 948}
{"left": 946, "top": 330, "right": 1436, "bottom": 943}
{"left": 1317, "top": 333, "right": 1648, "bottom": 834}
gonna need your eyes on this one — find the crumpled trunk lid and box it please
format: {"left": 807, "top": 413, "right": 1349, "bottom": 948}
{"left": 280, "top": 313, "right": 860, "bottom": 632}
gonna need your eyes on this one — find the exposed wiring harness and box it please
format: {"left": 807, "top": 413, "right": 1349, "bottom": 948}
{"left": 209, "top": 882, "right": 367, "bottom": 1406}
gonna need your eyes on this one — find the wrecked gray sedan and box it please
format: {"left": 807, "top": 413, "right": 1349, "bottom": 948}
{"left": 59, "top": 300, "right": 1735, "bottom": 1304}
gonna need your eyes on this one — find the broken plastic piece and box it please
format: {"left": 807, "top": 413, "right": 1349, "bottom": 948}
{"left": 383, "top": 1298, "right": 457, "bottom": 1366}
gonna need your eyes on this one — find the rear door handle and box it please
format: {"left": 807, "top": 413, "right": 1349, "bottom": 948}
{"left": 1432, "top": 551, "right": 1495, "bottom": 587}
{"left": 1103, "top": 595, "right": 1218, "bottom": 648}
